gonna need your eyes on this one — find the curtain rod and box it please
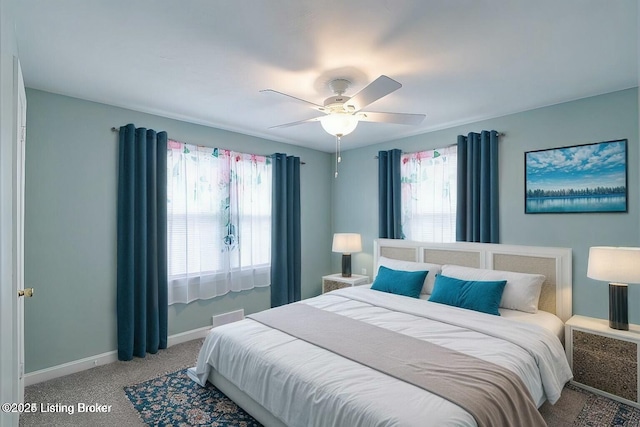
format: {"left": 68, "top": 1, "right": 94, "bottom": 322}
{"left": 112, "top": 127, "right": 305, "bottom": 164}
{"left": 373, "top": 133, "right": 505, "bottom": 159}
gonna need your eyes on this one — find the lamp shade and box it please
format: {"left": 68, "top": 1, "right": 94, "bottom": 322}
{"left": 332, "top": 233, "right": 362, "bottom": 254}
{"left": 587, "top": 247, "right": 640, "bottom": 284}
{"left": 320, "top": 113, "right": 358, "bottom": 137}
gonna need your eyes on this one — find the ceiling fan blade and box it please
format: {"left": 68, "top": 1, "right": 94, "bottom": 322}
{"left": 268, "top": 116, "right": 323, "bottom": 129}
{"left": 344, "top": 75, "right": 402, "bottom": 113}
{"left": 260, "top": 89, "right": 326, "bottom": 112}
{"left": 357, "top": 111, "right": 425, "bottom": 125}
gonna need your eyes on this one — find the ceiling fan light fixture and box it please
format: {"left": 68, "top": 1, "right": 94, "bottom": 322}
{"left": 320, "top": 113, "right": 358, "bottom": 137}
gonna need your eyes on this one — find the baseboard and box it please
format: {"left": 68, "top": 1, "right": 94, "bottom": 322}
{"left": 167, "top": 325, "right": 212, "bottom": 347}
{"left": 24, "top": 350, "right": 119, "bottom": 387}
{"left": 24, "top": 325, "right": 212, "bottom": 386}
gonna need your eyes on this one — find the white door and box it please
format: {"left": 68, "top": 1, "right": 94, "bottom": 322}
{"left": 13, "top": 57, "right": 27, "bottom": 404}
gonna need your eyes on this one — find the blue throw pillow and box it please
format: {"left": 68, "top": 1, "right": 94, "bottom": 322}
{"left": 371, "top": 266, "right": 428, "bottom": 299}
{"left": 429, "top": 274, "right": 507, "bottom": 316}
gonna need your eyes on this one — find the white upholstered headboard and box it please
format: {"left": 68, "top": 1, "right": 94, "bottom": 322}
{"left": 374, "top": 239, "right": 573, "bottom": 322}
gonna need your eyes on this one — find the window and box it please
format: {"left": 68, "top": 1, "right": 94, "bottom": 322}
{"left": 400, "top": 146, "right": 457, "bottom": 242}
{"left": 167, "top": 141, "right": 272, "bottom": 304}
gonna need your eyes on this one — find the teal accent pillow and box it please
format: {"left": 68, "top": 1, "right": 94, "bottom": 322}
{"left": 429, "top": 274, "right": 507, "bottom": 316}
{"left": 371, "top": 266, "right": 428, "bottom": 299}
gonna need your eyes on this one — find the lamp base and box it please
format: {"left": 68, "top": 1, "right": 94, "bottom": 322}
{"left": 609, "top": 283, "right": 628, "bottom": 331}
{"left": 341, "top": 254, "right": 352, "bottom": 277}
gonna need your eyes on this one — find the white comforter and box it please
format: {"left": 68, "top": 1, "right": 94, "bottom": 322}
{"left": 190, "top": 287, "right": 572, "bottom": 427}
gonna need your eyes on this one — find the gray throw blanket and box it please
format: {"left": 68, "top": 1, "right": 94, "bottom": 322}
{"left": 249, "top": 303, "right": 546, "bottom": 427}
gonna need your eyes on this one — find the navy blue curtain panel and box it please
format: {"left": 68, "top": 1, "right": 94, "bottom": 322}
{"left": 117, "top": 123, "right": 168, "bottom": 361}
{"left": 456, "top": 130, "right": 499, "bottom": 243}
{"left": 270, "top": 153, "right": 301, "bottom": 308}
{"left": 378, "top": 149, "right": 403, "bottom": 238}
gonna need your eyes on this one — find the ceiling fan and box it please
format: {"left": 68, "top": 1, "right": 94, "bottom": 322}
{"left": 260, "top": 75, "right": 425, "bottom": 138}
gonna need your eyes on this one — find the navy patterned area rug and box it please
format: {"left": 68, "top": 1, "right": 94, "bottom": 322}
{"left": 570, "top": 384, "right": 640, "bottom": 427}
{"left": 125, "top": 369, "right": 640, "bottom": 426}
{"left": 124, "top": 368, "right": 262, "bottom": 426}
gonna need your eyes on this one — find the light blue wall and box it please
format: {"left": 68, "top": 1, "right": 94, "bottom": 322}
{"left": 333, "top": 88, "right": 639, "bottom": 323}
{"left": 24, "top": 89, "right": 333, "bottom": 372}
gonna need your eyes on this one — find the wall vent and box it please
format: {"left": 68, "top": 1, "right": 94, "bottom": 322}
{"left": 212, "top": 309, "right": 245, "bottom": 328}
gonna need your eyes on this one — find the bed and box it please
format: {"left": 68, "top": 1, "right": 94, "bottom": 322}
{"left": 189, "top": 239, "right": 574, "bottom": 427}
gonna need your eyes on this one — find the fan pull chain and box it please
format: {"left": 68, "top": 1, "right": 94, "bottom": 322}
{"left": 335, "top": 135, "right": 342, "bottom": 178}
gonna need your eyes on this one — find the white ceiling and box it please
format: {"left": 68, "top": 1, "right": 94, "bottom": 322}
{"left": 14, "top": 0, "right": 638, "bottom": 153}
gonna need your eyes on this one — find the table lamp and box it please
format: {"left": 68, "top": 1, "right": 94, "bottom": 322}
{"left": 332, "top": 233, "right": 362, "bottom": 277}
{"left": 587, "top": 246, "right": 640, "bottom": 331}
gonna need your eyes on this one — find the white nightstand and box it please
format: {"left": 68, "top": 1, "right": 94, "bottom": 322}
{"left": 565, "top": 315, "right": 640, "bottom": 407}
{"left": 322, "top": 274, "right": 369, "bottom": 293}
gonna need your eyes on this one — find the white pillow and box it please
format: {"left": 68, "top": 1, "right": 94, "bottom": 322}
{"left": 440, "top": 265, "right": 545, "bottom": 314}
{"left": 377, "top": 256, "right": 442, "bottom": 294}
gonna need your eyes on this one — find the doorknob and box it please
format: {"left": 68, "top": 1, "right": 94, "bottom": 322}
{"left": 18, "top": 288, "right": 34, "bottom": 298}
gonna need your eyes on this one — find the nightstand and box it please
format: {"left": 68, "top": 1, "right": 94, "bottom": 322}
{"left": 566, "top": 315, "right": 640, "bottom": 407}
{"left": 322, "top": 274, "right": 369, "bottom": 293}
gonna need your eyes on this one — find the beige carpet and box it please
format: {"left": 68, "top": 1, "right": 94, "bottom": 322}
{"left": 20, "top": 338, "right": 595, "bottom": 426}
{"left": 20, "top": 339, "right": 202, "bottom": 427}
{"left": 540, "top": 386, "right": 590, "bottom": 426}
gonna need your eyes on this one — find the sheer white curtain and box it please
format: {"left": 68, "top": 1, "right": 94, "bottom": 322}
{"left": 167, "top": 141, "right": 272, "bottom": 304}
{"left": 401, "top": 146, "right": 457, "bottom": 242}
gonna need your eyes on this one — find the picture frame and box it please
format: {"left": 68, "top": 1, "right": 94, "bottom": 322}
{"left": 525, "top": 139, "right": 627, "bottom": 214}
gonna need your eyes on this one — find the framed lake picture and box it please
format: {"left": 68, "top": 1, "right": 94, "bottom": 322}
{"left": 525, "top": 139, "right": 627, "bottom": 214}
